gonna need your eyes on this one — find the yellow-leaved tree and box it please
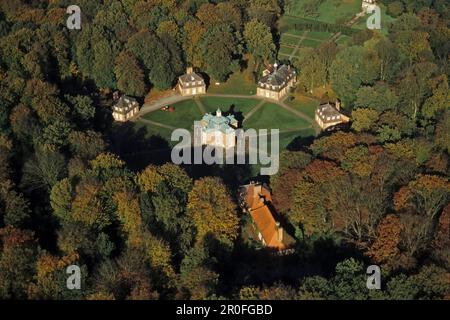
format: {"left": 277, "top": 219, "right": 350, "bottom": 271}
{"left": 187, "top": 177, "right": 239, "bottom": 245}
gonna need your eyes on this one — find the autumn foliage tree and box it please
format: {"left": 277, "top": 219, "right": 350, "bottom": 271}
{"left": 432, "top": 204, "right": 450, "bottom": 268}
{"left": 28, "top": 253, "right": 83, "bottom": 299}
{"left": 187, "top": 177, "right": 239, "bottom": 245}
{"left": 0, "top": 227, "right": 38, "bottom": 299}
{"left": 368, "top": 214, "right": 402, "bottom": 265}
{"left": 404, "top": 175, "right": 448, "bottom": 217}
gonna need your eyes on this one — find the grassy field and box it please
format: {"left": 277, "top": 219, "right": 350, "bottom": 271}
{"left": 285, "top": 95, "right": 320, "bottom": 119}
{"left": 278, "top": 15, "right": 335, "bottom": 60}
{"left": 280, "top": 34, "right": 301, "bottom": 46}
{"left": 142, "top": 99, "right": 201, "bottom": 130}
{"left": 285, "top": 0, "right": 361, "bottom": 24}
{"left": 300, "top": 38, "right": 322, "bottom": 48}
{"left": 128, "top": 96, "right": 317, "bottom": 177}
{"left": 278, "top": 0, "right": 396, "bottom": 58}
{"left": 316, "top": 0, "right": 361, "bottom": 23}
{"left": 279, "top": 45, "right": 295, "bottom": 57}
{"left": 278, "top": 31, "right": 333, "bottom": 60}
{"left": 244, "top": 102, "right": 311, "bottom": 131}
{"left": 336, "top": 34, "right": 351, "bottom": 45}
{"left": 352, "top": 4, "right": 396, "bottom": 34}
{"left": 279, "top": 128, "right": 316, "bottom": 148}
{"left": 208, "top": 71, "right": 257, "bottom": 95}
{"left": 131, "top": 122, "right": 175, "bottom": 142}
{"left": 135, "top": 96, "right": 316, "bottom": 153}
{"left": 199, "top": 97, "right": 261, "bottom": 116}
{"left": 306, "top": 31, "right": 333, "bottom": 40}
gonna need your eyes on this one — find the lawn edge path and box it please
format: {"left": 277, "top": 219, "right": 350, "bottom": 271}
{"left": 243, "top": 100, "right": 266, "bottom": 123}
{"left": 137, "top": 93, "right": 319, "bottom": 134}
{"left": 194, "top": 96, "right": 207, "bottom": 114}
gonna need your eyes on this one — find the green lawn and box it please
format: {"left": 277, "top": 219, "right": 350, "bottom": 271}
{"left": 143, "top": 99, "right": 201, "bottom": 130}
{"left": 285, "top": 95, "right": 320, "bottom": 119}
{"left": 305, "top": 31, "right": 333, "bottom": 40}
{"left": 282, "top": 31, "right": 333, "bottom": 49}
{"left": 248, "top": 128, "right": 316, "bottom": 176}
{"left": 278, "top": 3, "right": 357, "bottom": 51}
{"left": 301, "top": 38, "right": 322, "bottom": 48}
{"left": 316, "top": 0, "right": 361, "bottom": 24}
{"left": 131, "top": 122, "right": 175, "bottom": 142}
{"left": 352, "top": 4, "right": 396, "bottom": 34}
{"left": 279, "top": 129, "right": 316, "bottom": 149}
{"left": 278, "top": 16, "right": 306, "bottom": 35}
{"left": 136, "top": 98, "right": 316, "bottom": 153}
{"left": 279, "top": 45, "right": 295, "bottom": 56}
{"left": 280, "top": 34, "right": 301, "bottom": 46}
{"left": 244, "top": 102, "right": 311, "bottom": 131}
{"left": 336, "top": 34, "right": 351, "bottom": 46}
{"left": 208, "top": 71, "right": 257, "bottom": 95}
{"left": 199, "top": 97, "right": 261, "bottom": 116}
{"left": 284, "top": 0, "right": 361, "bottom": 24}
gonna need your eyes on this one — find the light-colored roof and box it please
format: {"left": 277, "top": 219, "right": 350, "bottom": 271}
{"left": 200, "top": 109, "right": 237, "bottom": 133}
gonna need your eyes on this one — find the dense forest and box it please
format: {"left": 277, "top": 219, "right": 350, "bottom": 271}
{"left": 0, "top": 0, "right": 449, "bottom": 300}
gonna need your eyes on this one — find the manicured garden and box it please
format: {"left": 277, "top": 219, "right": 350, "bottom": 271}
{"left": 278, "top": 15, "right": 336, "bottom": 60}
{"left": 300, "top": 38, "right": 322, "bottom": 48}
{"left": 306, "top": 31, "right": 334, "bottom": 40}
{"left": 280, "top": 34, "right": 302, "bottom": 46}
{"left": 277, "top": 0, "right": 399, "bottom": 58}
{"left": 281, "top": 0, "right": 361, "bottom": 27}
{"left": 279, "top": 45, "right": 295, "bottom": 57}
{"left": 134, "top": 95, "right": 317, "bottom": 152}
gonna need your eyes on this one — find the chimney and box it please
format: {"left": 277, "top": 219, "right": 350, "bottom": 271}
{"left": 335, "top": 99, "right": 341, "bottom": 111}
{"left": 276, "top": 222, "right": 283, "bottom": 243}
{"left": 186, "top": 67, "right": 193, "bottom": 75}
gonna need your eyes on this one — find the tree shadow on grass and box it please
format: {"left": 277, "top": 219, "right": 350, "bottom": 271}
{"left": 108, "top": 122, "right": 172, "bottom": 171}
{"left": 180, "top": 146, "right": 255, "bottom": 189}
{"left": 286, "top": 134, "right": 316, "bottom": 151}
{"left": 224, "top": 104, "right": 245, "bottom": 128}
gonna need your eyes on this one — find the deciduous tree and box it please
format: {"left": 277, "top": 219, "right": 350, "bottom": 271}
{"left": 114, "top": 51, "right": 146, "bottom": 97}
{"left": 187, "top": 177, "right": 239, "bottom": 244}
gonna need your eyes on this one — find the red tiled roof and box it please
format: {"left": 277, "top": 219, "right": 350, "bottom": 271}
{"left": 244, "top": 184, "right": 288, "bottom": 250}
